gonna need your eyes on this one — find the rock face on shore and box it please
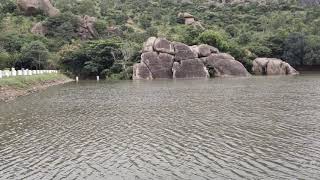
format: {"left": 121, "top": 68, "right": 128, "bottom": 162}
{"left": 133, "top": 37, "right": 250, "bottom": 80}
{"left": 17, "top": 0, "right": 60, "bottom": 17}
{"left": 78, "top": 15, "right": 98, "bottom": 40}
{"left": 252, "top": 58, "right": 299, "bottom": 75}
{"left": 204, "top": 53, "right": 251, "bottom": 77}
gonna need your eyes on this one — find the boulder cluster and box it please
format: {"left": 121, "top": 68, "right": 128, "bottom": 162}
{"left": 252, "top": 58, "right": 299, "bottom": 75}
{"left": 133, "top": 37, "right": 250, "bottom": 80}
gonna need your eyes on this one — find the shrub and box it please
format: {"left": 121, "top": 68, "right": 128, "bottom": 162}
{"left": 197, "top": 30, "right": 229, "bottom": 51}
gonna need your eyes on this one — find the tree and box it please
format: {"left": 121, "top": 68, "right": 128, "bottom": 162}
{"left": 59, "top": 40, "right": 123, "bottom": 78}
{"left": 77, "top": 0, "right": 99, "bottom": 17}
{"left": 303, "top": 35, "right": 320, "bottom": 65}
{"left": 282, "top": 32, "right": 306, "bottom": 66}
{"left": 18, "top": 41, "right": 49, "bottom": 69}
{"left": 44, "top": 12, "right": 79, "bottom": 42}
{"left": 0, "top": 51, "right": 12, "bottom": 69}
{"left": 0, "top": 0, "right": 16, "bottom": 14}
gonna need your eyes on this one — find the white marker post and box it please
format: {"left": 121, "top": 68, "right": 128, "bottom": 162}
{"left": 76, "top": 76, "right": 79, "bottom": 82}
{"left": 96, "top": 76, "right": 100, "bottom": 81}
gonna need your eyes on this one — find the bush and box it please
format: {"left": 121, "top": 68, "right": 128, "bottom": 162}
{"left": 248, "top": 45, "right": 272, "bottom": 57}
{"left": 59, "top": 40, "right": 124, "bottom": 78}
{"left": 17, "top": 41, "right": 49, "bottom": 69}
{"left": 197, "top": 30, "right": 229, "bottom": 51}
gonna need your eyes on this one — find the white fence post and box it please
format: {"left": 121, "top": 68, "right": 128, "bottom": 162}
{"left": 11, "top": 68, "right": 17, "bottom": 76}
{"left": 0, "top": 69, "right": 59, "bottom": 79}
{"left": 4, "top": 70, "right": 10, "bottom": 77}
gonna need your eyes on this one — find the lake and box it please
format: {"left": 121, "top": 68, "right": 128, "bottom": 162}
{"left": 1, "top": 75, "right": 320, "bottom": 179}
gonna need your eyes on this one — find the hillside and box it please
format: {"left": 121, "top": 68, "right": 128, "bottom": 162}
{"left": 0, "top": 0, "right": 320, "bottom": 79}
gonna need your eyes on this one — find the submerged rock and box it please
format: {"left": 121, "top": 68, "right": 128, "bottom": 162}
{"left": 204, "top": 53, "right": 250, "bottom": 77}
{"left": 172, "top": 59, "right": 209, "bottom": 79}
{"left": 133, "top": 63, "right": 153, "bottom": 80}
{"left": 141, "top": 52, "right": 174, "bottom": 79}
{"left": 252, "top": 58, "right": 299, "bottom": 75}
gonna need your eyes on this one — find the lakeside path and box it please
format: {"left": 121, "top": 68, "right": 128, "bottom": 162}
{"left": 0, "top": 74, "right": 73, "bottom": 102}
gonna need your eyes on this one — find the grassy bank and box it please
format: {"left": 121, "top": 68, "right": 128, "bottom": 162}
{"left": 0, "top": 74, "right": 73, "bottom": 102}
{"left": 0, "top": 74, "right": 70, "bottom": 89}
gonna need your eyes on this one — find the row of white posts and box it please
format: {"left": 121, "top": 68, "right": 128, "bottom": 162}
{"left": 75, "top": 76, "right": 100, "bottom": 82}
{"left": 0, "top": 68, "right": 58, "bottom": 79}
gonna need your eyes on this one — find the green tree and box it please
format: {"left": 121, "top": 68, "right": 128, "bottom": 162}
{"left": 18, "top": 41, "right": 49, "bottom": 69}
{"left": 59, "top": 40, "right": 123, "bottom": 78}
{"left": 304, "top": 35, "right": 320, "bottom": 65}
{"left": 44, "top": 12, "right": 79, "bottom": 42}
{"left": 0, "top": 51, "right": 12, "bottom": 69}
{"left": 282, "top": 32, "right": 306, "bottom": 66}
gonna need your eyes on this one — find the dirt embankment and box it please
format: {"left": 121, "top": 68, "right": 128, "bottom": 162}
{"left": 0, "top": 77, "right": 73, "bottom": 102}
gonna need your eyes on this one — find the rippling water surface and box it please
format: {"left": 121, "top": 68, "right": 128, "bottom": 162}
{"left": 1, "top": 75, "right": 320, "bottom": 179}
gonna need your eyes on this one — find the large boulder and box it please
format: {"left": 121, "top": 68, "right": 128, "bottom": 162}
{"left": 172, "top": 59, "right": 209, "bottom": 79}
{"left": 252, "top": 58, "right": 270, "bottom": 75}
{"left": 133, "top": 63, "right": 153, "bottom": 80}
{"left": 191, "top": 44, "right": 219, "bottom": 57}
{"left": 252, "top": 58, "right": 299, "bottom": 75}
{"left": 174, "top": 42, "right": 198, "bottom": 61}
{"left": 153, "top": 38, "right": 175, "bottom": 54}
{"left": 204, "top": 53, "right": 250, "bottom": 77}
{"left": 141, "top": 52, "right": 174, "bottom": 79}
{"left": 143, "top": 37, "right": 156, "bottom": 53}
{"left": 31, "top": 22, "right": 47, "bottom": 36}
{"left": 78, "top": 15, "right": 98, "bottom": 40}
{"left": 266, "top": 59, "right": 287, "bottom": 75}
{"left": 17, "top": 0, "right": 60, "bottom": 17}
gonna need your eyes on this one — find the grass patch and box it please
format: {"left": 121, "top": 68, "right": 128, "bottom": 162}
{"left": 0, "top": 74, "right": 70, "bottom": 89}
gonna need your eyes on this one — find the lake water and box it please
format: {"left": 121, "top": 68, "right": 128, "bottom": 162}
{"left": 1, "top": 75, "right": 320, "bottom": 179}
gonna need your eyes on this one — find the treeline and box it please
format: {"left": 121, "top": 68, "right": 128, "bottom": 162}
{"left": 0, "top": 0, "right": 320, "bottom": 78}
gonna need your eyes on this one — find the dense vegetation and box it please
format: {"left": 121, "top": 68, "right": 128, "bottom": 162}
{"left": 1, "top": 0, "right": 320, "bottom": 78}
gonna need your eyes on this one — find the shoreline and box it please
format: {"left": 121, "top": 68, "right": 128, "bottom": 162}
{"left": 0, "top": 74, "right": 73, "bottom": 102}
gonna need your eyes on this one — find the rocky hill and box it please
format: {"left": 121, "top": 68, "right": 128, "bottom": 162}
{"left": 0, "top": 0, "right": 319, "bottom": 79}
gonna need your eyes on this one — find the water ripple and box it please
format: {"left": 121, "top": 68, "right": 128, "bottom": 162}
{"left": 1, "top": 75, "right": 320, "bottom": 179}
